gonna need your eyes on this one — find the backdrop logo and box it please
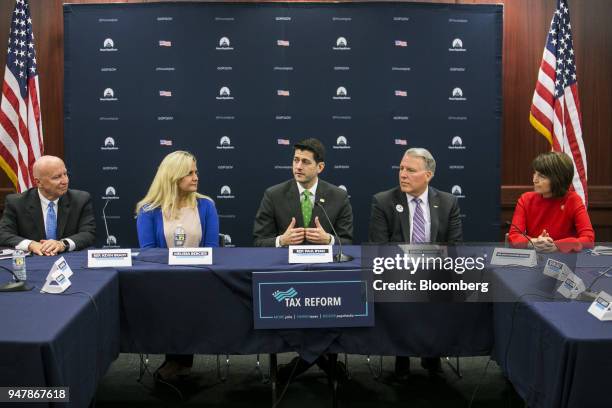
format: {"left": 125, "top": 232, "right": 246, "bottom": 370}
{"left": 217, "top": 185, "right": 235, "bottom": 199}
{"left": 275, "top": 16, "right": 291, "bottom": 21}
{"left": 448, "top": 136, "right": 466, "bottom": 150}
{"left": 159, "top": 40, "right": 172, "bottom": 47}
{"left": 333, "top": 86, "right": 350, "bottom": 100}
{"left": 103, "top": 186, "right": 119, "bottom": 200}
{"left": 277, "top": 89, "right": 290, "bottom": 96}
{"left": 277, "top": 138, "right": 290, "bottom": 145}
{"left": 395, "top": 139, "right": 407, "bottom": 146}
{"left": 160, "top": 139, "right": 173, "bottom": 146}
{"left": 105, "top": 235, "right": 118, "bottom": 247}
{"left": 273, "top": 287, "right": 297, "bottom": 302}
{"left": 333, "top": 37, "right": 350, "bottom": 50}
{"left": 217, "top": 136, "right": 235, "bottom": 150}
{"left": 100, "top": 38, "right": 117, "bottom": 52}
{"left": 451, "top": 185, "right": 466, "bottom": 198}
{"left": 101, "top": 137, "right": 118, "bottom": 151}
{"left": 449, "top": 38, "right": 466, "bottom": 52}
{"left": 277, "top": 40, "right": 290, "bottom": 47}
{"left": 333, "top": 136, "right": 351, "bottom": 149}
{"left": 395, "top": 90, "right": 407, "bottom": 97}
{"left": 449, "top": 87, "right": 466, "bottom": 101}
{"left": 395, "top": 40, "right": 408, "bottom": 47}
{"left": 216, "top": 37, "right": 233, "bottom": 50}
{"left": 100, "top": 88, "right": 117, "bottom": 101}
{"left": 159, "top": 90, "right": 172, "bottom": 97}
{"left": 339, "top": 185, "right": 347, "bottom": 192}
{"left": 217, "top": 86, "right": 234, "bottom": 100}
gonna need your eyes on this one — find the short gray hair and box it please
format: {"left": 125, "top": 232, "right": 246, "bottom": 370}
{"left": 403, "top": 148, "right": 436, "bottom": 174}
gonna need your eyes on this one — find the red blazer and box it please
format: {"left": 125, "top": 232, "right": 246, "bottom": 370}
{"left": 508, "top": 191, "right": 595, "bottom": 253}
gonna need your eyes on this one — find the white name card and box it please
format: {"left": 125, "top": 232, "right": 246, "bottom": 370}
{"left": 169, "top": 247, "right": 213, "bottom": 265}
{"left": 588, "top": 291, "right": 612, "bottom": 321}
{"left": 288, "top": 245, "right": 333, "bottom": 264}
{"left": 543, "top": 258, "right": 571, "bottom": 281}
{"left": 490, "top": 247, "right": 537, "bottom": 268}
{"left": 88, "top": 249, "right": 132, "bottom": 268}
{"left": 557, "top": 271, "right": 586, "bottom": 299}
{"left": 41, "top": 257, "right": 73, "bottom": 294}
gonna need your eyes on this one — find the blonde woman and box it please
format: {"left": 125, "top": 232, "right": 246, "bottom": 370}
{"left": 136, "top": 150, "right": 219, "bottom": 382}
{"left": 136, "top": 150, "right": 219, "bottom": 249}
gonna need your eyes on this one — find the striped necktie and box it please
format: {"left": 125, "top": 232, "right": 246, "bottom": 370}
{"left": 411, "top": 198, "right": 426, "bottom": 243}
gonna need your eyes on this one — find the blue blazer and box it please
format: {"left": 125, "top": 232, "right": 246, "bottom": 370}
{"left": 136, "top": 198, "right": 219, "bottom": 248}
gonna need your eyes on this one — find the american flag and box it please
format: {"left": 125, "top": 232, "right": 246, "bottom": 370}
{"left": 529, "top": 0, "right": 587, "bottom": 205}
{"left": 0, "top": 0, "right": 43, "bottom": 192}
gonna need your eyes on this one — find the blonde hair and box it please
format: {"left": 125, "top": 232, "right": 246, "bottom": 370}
{"left": 136, "top": 151, "right": 210, "bottom": 219}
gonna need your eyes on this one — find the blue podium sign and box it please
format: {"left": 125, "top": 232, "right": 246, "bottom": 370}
{"left": 252, "top": 269, "right": 374, "bottom": 329}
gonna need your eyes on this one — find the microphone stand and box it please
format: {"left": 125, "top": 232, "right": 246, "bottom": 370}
{"left": 0, "top": 264, "right": 32, "bottom": 292}
{"left": 315, "top": 201, "right": 353, "bottom": 262}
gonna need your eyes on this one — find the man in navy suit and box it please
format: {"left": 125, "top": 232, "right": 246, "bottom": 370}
{"left": 368, "top": 147, "right": 463, "bottom": 378}
{"left": 0, "top": 155, "right": 95, "bottom": 255}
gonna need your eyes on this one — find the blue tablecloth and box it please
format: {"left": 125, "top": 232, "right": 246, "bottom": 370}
{"left": 491, "top": 254, "right": 612, "bottom": 408}
{"left": 119, "top": 246, "right": 492, "bottom": 362}
{"left": 0, "top": 253, "right": 120, "bottom": 408}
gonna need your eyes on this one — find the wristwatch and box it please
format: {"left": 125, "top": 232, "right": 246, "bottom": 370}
{"left": 61, "top": 239, "right": 70, "bottom": 252}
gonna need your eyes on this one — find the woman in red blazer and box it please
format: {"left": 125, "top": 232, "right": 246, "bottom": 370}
{"left": 508, "top": 151, "right": 594, "bottom": 253}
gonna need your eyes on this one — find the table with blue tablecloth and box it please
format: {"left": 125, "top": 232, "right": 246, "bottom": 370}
{"left": 491, "top": 250, "right": 612, "bottom": 408}
{"left": 119, "top": 246, "right": 493, "bottom": 362}
{"left": 0, "top": 253, "right": 120, "bottom": 408}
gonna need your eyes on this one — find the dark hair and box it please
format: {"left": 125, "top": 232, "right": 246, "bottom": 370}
{"left": 294, "top": 138, "right": 325, "bottom": 163}
{"left": 532, "top": 151, "right": 574, "bottom": 197}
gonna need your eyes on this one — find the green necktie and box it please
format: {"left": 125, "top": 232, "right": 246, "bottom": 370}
{"left": 301, "top": 190, "right": 313, "bottom": 227}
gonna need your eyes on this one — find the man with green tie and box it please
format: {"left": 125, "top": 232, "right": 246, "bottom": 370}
{"left": 253, "top": 138, "right": 353, "bottom": 247}
{"left": 252, "top": 138, "right": 353, "bottom": 384}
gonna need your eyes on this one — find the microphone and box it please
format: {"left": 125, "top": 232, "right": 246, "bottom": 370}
{"left": 315, "top": 199, "right": 353, "bottom": 263}
{"left": 505, "top": 221, "right": 538, "bottom": 251}
{"left": 583, "top": 266, "right": 612, "bottom": 299}
{"left": 0, "top": 264, "right": 31, "bottom": 292}
{"left": 102, "top": 198, "right": 113, "bottom": 247}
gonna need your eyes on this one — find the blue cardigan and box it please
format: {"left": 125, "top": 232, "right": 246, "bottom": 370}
{"left": 136, "top": 198, "right": 219, "bottom": 248}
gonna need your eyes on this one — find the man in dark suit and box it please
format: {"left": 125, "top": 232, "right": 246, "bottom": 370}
{"left": 253, "top": 138, "right": 353, "bottom": 384}
{"left": 368, "top": 147, "right": 463, "bottom": 379}
{"left": 0, "top": 155, "right": 95, "bottom": 256}
{"left": 254, "top": 138, "right": 353, "bottom": 247}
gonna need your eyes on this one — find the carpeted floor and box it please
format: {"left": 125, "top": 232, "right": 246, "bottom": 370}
{"left": 94, "top": 353, "right": 525, "bottom": 407}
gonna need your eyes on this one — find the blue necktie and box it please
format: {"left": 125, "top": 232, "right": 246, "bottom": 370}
{"left": 411, "top": 198, "right": 426, "bottom": 243}
{"left": 46, "top": 202, "right": 57, "bottom": 240}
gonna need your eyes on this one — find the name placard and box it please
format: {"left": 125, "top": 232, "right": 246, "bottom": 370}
{"left": 169, "top": 247, "right": 213, "bottom": 265}
{"left": 41, "top": 257, "right": 74, "bottom": 294}
{"left": 288, "top": 245, "right": 333, "bottom": 264}
{"left": 88, "top": 249, "right": 132, "bottom": 268}
{"left": 490, "top": 247, "right": 537, "bottom": 267}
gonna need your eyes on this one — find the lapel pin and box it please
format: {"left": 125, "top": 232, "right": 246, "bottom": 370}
{"left": 319, "top": 198, "right": 325, "bottom": 204}
{"left": 396, "top": 204, "right": 404, "bottom": 213}
{"left": 433, "top": 205, "right": 439, "bottom": 208}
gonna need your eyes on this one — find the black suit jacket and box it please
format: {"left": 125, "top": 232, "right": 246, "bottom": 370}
{"left": 0, "top": 188, "right": 96, "bottom": 250}
{"left": 253, "top": 179, "right": 353, "bottom": 247}
{"left": 368, "top": 186, "right": 463, "bottom": 244}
